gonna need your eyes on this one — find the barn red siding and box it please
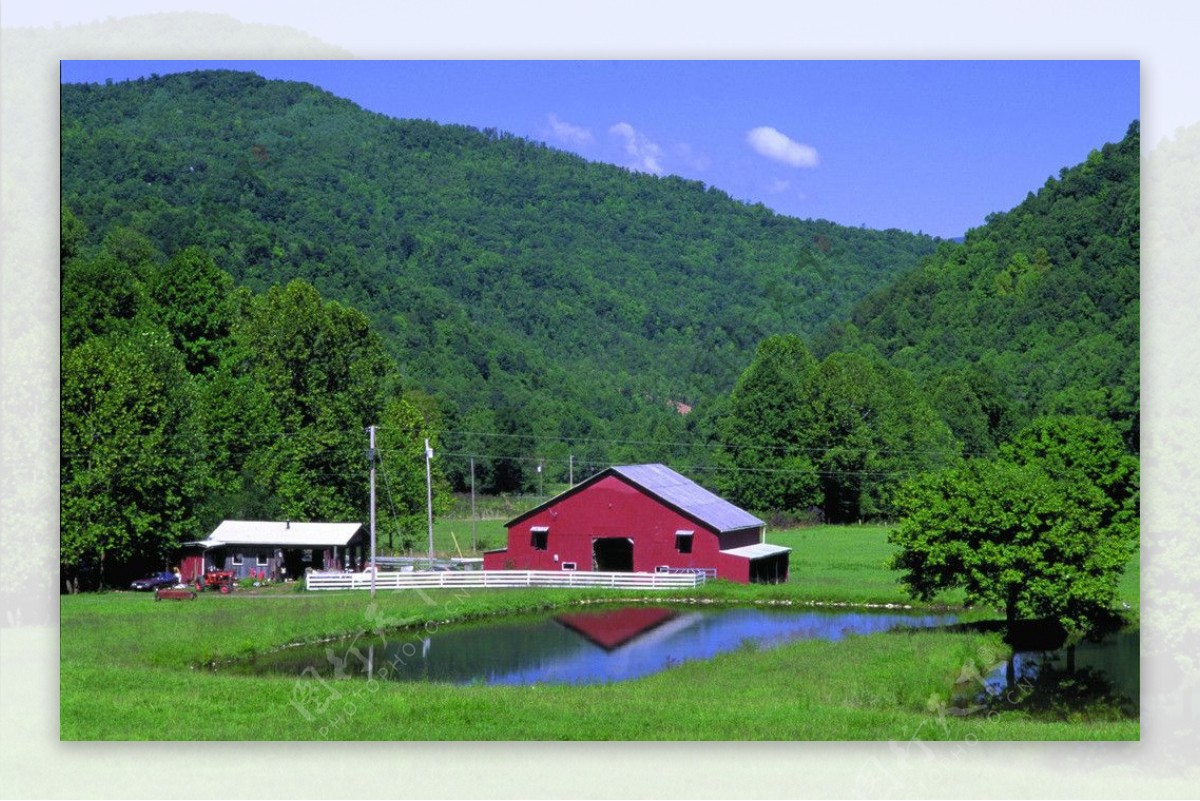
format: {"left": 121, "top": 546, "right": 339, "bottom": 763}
{"left": 482, "top": 475, "right": 764, "bottom": 579}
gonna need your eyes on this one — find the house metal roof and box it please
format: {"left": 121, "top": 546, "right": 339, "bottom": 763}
{"left": 187, "top": 520, "right": 364, "bottom": 549}
{"left": 609, "top": 464, "right": 765, "bottom": 533}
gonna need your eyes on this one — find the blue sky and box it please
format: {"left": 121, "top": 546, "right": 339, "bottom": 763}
{"left": 61, "top": 60, "right": 1139, "bottom": 239}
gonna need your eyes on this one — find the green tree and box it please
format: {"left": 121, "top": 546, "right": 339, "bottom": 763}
{"left": 189, "top": 356, "right": 284, "bottom": 528}
{"left": 488, "top": 400, "right": 535, "bottom": 494}
{"left": 62, "top": 250, "right": 145, "bottom": 348}
{"left": 375, "top": 395, "right": 452, "bottom": 552}
{"left": 717, "top": 338, "right": 957, "bottom": 520}
{"left": 715, "top": 335, "right": 822, "bottom": 513}
{"left": 811, "top": 352, "right": 957, "bottom": 522}
{"left": 1003, "top": 414, "right": 1139, "bottom": 544}
{"left": 145, "top": 245, "right": 236, "bottom": 374}
{"left": 60, "top": 328, "right": 203, "bottom": 589}
{"left": 889, "top": 416, "right": 1137, "bottom": 635}
{"left": 235, "top": 279, "right": 391, "bottom": 521}
{"left": 61, "top": 205, "right": 87, "bottom": 263}
{"left": 929, "top": 365, "right": 1022, "bottom": 456}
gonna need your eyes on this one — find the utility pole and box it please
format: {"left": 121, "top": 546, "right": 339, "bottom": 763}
{"left": 569, "top": 454, "right": 574, "bottom": 486}
{"left": 537, "top": 459, "right": 544, "bottom": 499}
{"left": 470, "top": 456, "right": 477, "bottom": 552}
{"left": 425, "top": 438, "right": 435, "bottom": 567}
{"left": 368, "top": 425, "right": 377, "bottom": 598}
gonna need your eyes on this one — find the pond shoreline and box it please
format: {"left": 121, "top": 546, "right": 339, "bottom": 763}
{"left": 225, "top": 600, "right": 963, "bottom": 687}
{"left": 204, "top": 592, "right": 968, "bottom": 670}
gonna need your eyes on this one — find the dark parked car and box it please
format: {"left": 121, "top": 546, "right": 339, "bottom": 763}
{"left": 130, "top": 571, "right": 177, "bottom": 591}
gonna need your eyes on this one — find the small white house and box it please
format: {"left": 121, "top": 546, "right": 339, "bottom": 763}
{"left": 179, "top": 520, "right": 367, "bottom": 581}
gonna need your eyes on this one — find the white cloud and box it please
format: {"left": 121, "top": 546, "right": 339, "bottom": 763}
{"left": 547, "top": 113, "right": 593, "bottom": 147}
{"left": 769, "top": 178, "right": 791, "bottom": 194}
{"left": 609, "top": 121, "right": 664, "bottom": 175}
{"left": 746, "top": 126, "right": 819, "bottom": 168}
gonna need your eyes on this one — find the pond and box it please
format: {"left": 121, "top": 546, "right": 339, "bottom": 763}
{"left": 981, "top": 628, "right": 1139, "bottom": 718}
{"left": 229, "top": 604, "right": 956, "bottom": 686}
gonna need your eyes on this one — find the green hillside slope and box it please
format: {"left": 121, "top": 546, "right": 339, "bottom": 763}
{"left": 815, "top": 122, "right": 1139, "bottom": 454}
{"left": 61, "top": 70, "right": 939, "bottom": 487}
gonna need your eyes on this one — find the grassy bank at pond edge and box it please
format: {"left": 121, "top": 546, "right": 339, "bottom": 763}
{"left": 60, "top": 525, "right": 1139, "bottom": 740}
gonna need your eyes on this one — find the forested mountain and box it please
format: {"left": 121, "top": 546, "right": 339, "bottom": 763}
{"left": 59, "top": 70, "right": 1139, "bottom": 586}
{"left": 60, "top": 70, "right": 940, "bottom": 489}
{"left": 814, "top": 121, "right": 1140, "bottom": 455}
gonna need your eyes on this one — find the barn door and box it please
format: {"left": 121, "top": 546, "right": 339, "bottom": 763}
{"left": 592, "top": 537, "right": 634, "bottom": 572}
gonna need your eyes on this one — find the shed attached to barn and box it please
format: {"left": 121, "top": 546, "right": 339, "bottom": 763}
{"left": 482, "top": 464, "right": 790, "bottom": 584}
{"left": 180, "top": 520, "right": 367, "bottom": 582}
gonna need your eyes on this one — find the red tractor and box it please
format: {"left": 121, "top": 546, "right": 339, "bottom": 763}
{"left": 197, "top": 569, "right": 236, "bottom": 594}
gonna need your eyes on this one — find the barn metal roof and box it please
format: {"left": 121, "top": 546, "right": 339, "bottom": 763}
{"left": 719, "top": 543, "right": 792, "bottom": 560}
{"left": 610, "top": 464, "right": 765, "bottom": 533}
{"left": 505, "top": 463, "right": 764, "bottom": 533}
{"left": 187, "top": 520, "right": 364, "bottom": 548}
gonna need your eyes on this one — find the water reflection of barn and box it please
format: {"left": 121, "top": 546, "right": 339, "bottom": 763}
{"left": 483, "top": 464, "right": 790, "bottom": 583}
{"left": 555, "top": 606, "right": 681, "bottom": 650}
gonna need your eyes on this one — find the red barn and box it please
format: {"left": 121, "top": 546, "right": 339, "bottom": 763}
{"left": 483, "top": 464, "right": 790, "bottom": 583}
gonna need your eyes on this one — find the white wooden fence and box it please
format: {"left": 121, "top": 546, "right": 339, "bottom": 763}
{"left": 305, "top": 569, "right": 706, "bottom": 591}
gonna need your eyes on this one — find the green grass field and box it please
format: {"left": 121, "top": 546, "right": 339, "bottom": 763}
{"left": 59, "top": 524, "right": 1140, "bottom": 741}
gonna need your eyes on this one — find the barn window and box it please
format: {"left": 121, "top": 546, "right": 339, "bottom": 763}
{"left": 675, "top": 530, "right": 694, "bottom": 554}
{"left": 231, "top": 553, "right": 244, "bottom": 566}
{"left": 561, "top": 562, "right": 576, "bottom": 571}
{"left": 256, "top": 553, "right": 269, "bottom": 567}
{"left": 530, "top": 526, "right": 549, "bottom": 550}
